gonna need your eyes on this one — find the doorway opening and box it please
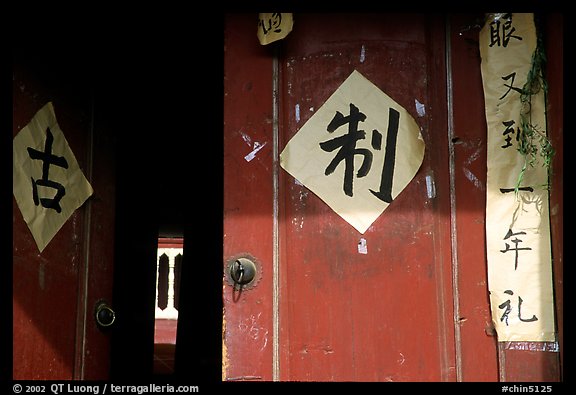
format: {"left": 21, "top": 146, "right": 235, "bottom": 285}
{"left": 153, "top": 237, "right": 183, "bottom": 375}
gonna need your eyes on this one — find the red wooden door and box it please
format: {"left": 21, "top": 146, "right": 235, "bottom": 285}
{"left": 13, "top": 40, "right": 116, "bottom": 380}
{"left": 277, "top": 14, "right": 455, "bottom": 382}
{"left": 224, "top": 13, "right": 456, "bottom": 382}
{"left": 223, "top": 13, "right": 562, "bottom": 382}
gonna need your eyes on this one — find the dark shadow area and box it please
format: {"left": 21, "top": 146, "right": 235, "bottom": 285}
{"left": 3, "top": 35, "right": 15, "bottom": 382}
{"left": 107, "top": 17, "right": 224, "bottom": 382}
{"left": 12, "top": 10, "right": 224, "bottom": 382}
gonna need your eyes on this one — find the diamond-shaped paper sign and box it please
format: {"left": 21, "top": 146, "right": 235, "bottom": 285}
{"left": 13, "top": 102, "right": 93, "bottom": 252}
{"left": 280, "top": 70, "right": 425, "bottom": 233}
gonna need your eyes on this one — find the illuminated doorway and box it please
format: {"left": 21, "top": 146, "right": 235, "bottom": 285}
{"left": 153, "top": 237, "right": 183, "bottom": 375}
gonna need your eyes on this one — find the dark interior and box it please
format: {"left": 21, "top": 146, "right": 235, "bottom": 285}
{"left": 12, "top": 17, "right": 224, "bottom": 380}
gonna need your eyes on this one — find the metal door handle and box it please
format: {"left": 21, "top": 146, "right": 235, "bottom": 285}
{"left": 225, "top": 254, "right": 261, "bottom": 295}
{"left": 230, "top": 258, "right": 257, "bottom": 286}
{"left": 95, "top": 300, "right": 116, "bottom": 329}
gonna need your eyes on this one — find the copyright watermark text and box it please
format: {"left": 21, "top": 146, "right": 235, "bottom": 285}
{"left": 12, "top": 384, "right": 199, "bottom": 395}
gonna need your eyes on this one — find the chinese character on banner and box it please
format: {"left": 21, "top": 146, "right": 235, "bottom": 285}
{"left": 280, "top": 70, "right": 425, "bottom": 234}
{"left": 257, "top": 13, "right": 294, "bottom": 45}
{"left": 13, "top": 102, "right": 93, "bottom": 252}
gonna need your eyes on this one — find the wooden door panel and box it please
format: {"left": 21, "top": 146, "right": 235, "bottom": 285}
{"left": 545, "top": 13, "right": 563, "bottom": 381}
{"left": 222, "top": 13, "right": 562, "bottom": 382}
{"left": 12, "top": 58, "right": 91, "bottom": 380}
{"left": 222, "top": 14, "right": 275, "bottom": 381}
{"left": 81, "top": 98, "right": 117, "bottom": 379}
{"left": 278, "top": 13, "right": 454, "bottom": 381}
{"left": 449, "top": 13, "right": 562, "bottom": 382}
{"left": 449, "top": 13, "right": 500, "bottom": 381}
{"left": 13, "top": 43, "right": 115, "bottom": 380}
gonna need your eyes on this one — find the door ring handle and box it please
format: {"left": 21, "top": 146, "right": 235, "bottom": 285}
{"left": 95, "top": 300, "right": 116, "bottom": 329}
{"left": 225, "top": 254, "right": 261, "bottom": 292}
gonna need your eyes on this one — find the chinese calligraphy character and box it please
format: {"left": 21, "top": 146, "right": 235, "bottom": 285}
{"left": 319, "top": 103, "right": 399, "bottom": 202}
{"left": 320, "top": 103, "right": 373, "bottom": 197}
{"left": 498, "top": 289, "right": 538, "bottom": 326}
{"left": 258, "top": 13, "right": 283, "bottom": 36}
{"left": 499, "top": 72, "right": 524, "bottom": 100}
{"left": 499, "top": 186, "right": 534, "bottom": 193}
{"left": 501, "top": 119, "right": 519, "bottom": 148}
{"left": 500, "top": 228, "right": 532, "bottom": 270}
{"left": 370, "top": 107, "right": 400, "bottom": 203}
{"left": 27, "top": 127, "right": 69, "bottom": 213}
{"left": 489, "top": 13, "right": 523, "bottom": 48}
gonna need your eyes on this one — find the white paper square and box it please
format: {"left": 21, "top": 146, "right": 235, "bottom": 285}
{"left": 280, "top": 70, "right": 425, "bottom": 233}
{"left": 13, "top": 102, "right": 93, "bottom": 252}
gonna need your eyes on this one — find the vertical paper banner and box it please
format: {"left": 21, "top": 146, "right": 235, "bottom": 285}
{"left": 480, "top": 13, "right": 555, "bottom": 342}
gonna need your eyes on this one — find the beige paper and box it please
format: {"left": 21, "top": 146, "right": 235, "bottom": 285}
{"left": 13, "top": 102, "right": 93, "bottom": 252}
{"left": 480, "top": 13, "right": 555, "bottom": 342}
{"left": 257, "top": 13, "right": 293, "bottom": 45}
{"left": 280, "top": 70, "right": 425, "bottom": 233}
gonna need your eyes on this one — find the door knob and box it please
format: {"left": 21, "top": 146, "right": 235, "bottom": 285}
{"left": 95, "top": 300, "right": 116, "bottom": 329}
{"left": 225, "top": 254, "right": 261, "bottom": 293}
{"left": 230, "top": 258, "right": 257, "bottom": 286}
